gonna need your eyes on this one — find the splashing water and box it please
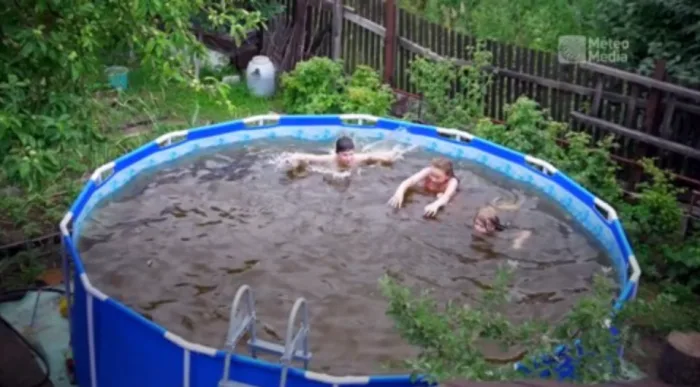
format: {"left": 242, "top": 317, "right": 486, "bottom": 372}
{"left": 269, "top": 151, "right": 352, "bottom": 181}
{"left": 269, "top": 140, "right": 417, "bottom": 182}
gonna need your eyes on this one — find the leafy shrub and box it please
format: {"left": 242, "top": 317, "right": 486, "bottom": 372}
{"left": 472, "top": 97, "right": 700, "bottom": 289}
{"left": 380, "top": 266, "right": 629, "bottom": 383}
{"left": 341, "top": 65, "right": 395, "bottom": 116}
{"left": 406, "top": 51, "right": 700, "bottom": 289}
{"left": 473, "top": 97, "right": 622, "bottom": 202}
{"left": 280, "top": 57, "right": 346, "bottom": 114}
{"left": 1, "top": 0, "right": 262, "bottom": 193}
{"left": 281, "top": 58, "right": 395, "bottom": 116}
{"left": 382, "top": 28, "right": 700, "bottom": 386}
{"left": 618, "top": 161, "right": 700, "bottom": 287}
{"left": 406, "top": 44, "right": 493, "bottom": 128}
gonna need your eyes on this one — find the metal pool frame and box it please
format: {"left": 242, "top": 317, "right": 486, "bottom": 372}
{"left": 59, "top": 114, "right": 641, "bottom": 387}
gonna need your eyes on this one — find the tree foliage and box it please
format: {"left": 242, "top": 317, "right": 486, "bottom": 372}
{"left": 593, "top": 0, "right": 700, "bottom": 83}
{"left": 401, "top": 0, "right": 700, "bottom": 83}
{"left": 0, "top": 0, "right": 262, "bottom": 190}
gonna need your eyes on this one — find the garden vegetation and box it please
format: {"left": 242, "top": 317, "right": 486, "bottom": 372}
{"left": 1, "top": 0, "right": 699, "bottom": 383}
{"left": 280, "top": 50, "right": 700, "bottom": 382}
{"left": 400, "top": 0, "right": 700, "bottom": 83}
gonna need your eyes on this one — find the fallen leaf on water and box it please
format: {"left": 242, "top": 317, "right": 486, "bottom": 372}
{"left": 38, "top": 268, "right": 63, "bottom": 286}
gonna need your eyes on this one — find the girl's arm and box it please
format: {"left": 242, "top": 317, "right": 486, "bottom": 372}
{"left": 423, "top": 177, "right": 459, "bottom": 217}
{"left": 396, "top": 168, "right": 430, "bottom": 194}
{"left": 429, "top": 177, "right": 459, "bottom": 208}
{"left": 512, "top": 230, "right": 532, "bottom": 250}
{"left": 388, "top": 168, "right": 431, "bottom": 208}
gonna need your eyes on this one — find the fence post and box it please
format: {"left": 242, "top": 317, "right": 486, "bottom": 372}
{"left": 383, "top": 0, "right": 397, "bottom": 85}
{"left": 332, "top": 0, "right": 343, "bottom": 60}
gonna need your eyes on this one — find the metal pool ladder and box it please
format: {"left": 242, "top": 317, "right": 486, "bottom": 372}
{"left": 219, "top": 285, "right": 312, "bottom": 387}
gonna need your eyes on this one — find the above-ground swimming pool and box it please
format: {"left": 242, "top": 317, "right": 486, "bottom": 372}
{"left": 60, "top": 114, "right": 641, "bottom": 387}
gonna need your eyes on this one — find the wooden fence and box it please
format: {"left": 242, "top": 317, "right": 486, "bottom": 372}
{"left": 274, "top": 0, "right": 700, "bottom": 208}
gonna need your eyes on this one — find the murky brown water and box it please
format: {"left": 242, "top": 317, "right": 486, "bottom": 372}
{"left": 78, "top": 139, "right": 608, "bottom": 375}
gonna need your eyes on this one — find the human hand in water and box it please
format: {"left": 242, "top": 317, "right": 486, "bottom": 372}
{"left": 388, "top": 192, "right": 404, "bottom": 208}
{"left": 423, "top": 202, "right": 441, "bottom": 217}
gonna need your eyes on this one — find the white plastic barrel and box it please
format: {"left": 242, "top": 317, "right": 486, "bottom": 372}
{"left": 245, "top": 56, "right": 277, "bottom": 98}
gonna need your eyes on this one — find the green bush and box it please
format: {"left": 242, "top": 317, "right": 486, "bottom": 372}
{"left": 381, "top": 267, "right": 630, "bottom": 383}
{"left": 383, "top": 31, "right": 700, "bottom": 386}
{"left": 1, "top": 0, "right": 262, "bottom": 191}
{"left": 471, "top": 97, "right": 700, "bottom": 289}
{"left": 405, "top": 44, "right": 493, "bottom": 128}
{"left": 405, "top": 47, "right": 700, "bottom": 290}
{"left": 280, "top": 57, "right": 395, "bottom": 116}
{"left": 341, "top": 66, "right": 395, "bottom": 116}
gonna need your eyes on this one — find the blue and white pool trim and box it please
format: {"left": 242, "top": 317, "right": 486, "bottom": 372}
{"left": 59, "top": 114, "right": 641, "bottom": 387}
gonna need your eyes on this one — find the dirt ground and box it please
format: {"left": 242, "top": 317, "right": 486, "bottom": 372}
{"left": 627, "top": 334, "right": 666, "bottom": 379}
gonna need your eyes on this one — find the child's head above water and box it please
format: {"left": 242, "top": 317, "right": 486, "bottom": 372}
{"left": 335, "top": 136, "right": 355, "bottom": 166}
{"left": 473, "top": 206, "right": 506, "bottom": 234}
{"left": 427, "top": 157, "right": 455, "bottom": 184}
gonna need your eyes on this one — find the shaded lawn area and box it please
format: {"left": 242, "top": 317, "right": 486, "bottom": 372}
{"left": 0, "top": 69, "right": 282, "bottom": 246}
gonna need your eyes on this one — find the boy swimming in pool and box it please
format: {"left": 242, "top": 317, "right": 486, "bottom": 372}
{"left": 388, "top": 157, "right": 459, "bottom": 218}
{"left": 287, "top": 136, "right": 401, "bottom": 169}
{"left": 473, "top": 197, "right": 532, "bottom": 250}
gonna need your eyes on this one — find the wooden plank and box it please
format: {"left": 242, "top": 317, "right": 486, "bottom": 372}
{"left": 660, "top": 95, "right": 677, "bottom": 140}
{"left": 580, "top": 61, "right": 700, "bottom": 102}
{"left": 396, "top": 8, "right": 406, "bottom": 91}
{"left": 624, "top": 84, "right": 640, "bottom": 127}
{"left": 525, "top": 48, "right": 535, "bottom": 97}
{"left": 326, "top": 6, "right": 700, "bottom": 110}
{"left": 486, "top": 39, "right": 496, "bottom": 117}
{"left": 505, "top": 43, "right": 514, "bottom": 108}
{"left": 590, "top": 75, "right": 604, "bottom": 117}
{"left": 514, "top": 45, "right": 523, "bottom": 101}
{"left": 571, "top": 111, "right": 700, "bottom": 161}
{"left": 644, "top": 60, "right": 668, "bottom": 138}
{"left": 496, "top": 42, "right": 506, "bottom": 119}
{"left": 331, "top": 0, "right": 343, "bottom": 59}
{"left": 535, "top": 49, "right": 544, "bottom": 107}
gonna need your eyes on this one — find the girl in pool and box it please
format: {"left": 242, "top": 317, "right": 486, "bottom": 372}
{"left": 287, "top": 136, "right": 401, "bottom": 169}
{"left": 388, "top": 157, "right": 459, "bottom": 218}
{"left": 473, "top": 196, "right": 532, "bottom": 249}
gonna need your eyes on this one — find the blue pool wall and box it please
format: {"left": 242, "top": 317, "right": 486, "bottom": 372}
{"left": 60, "top": 114, "right": 641, "bottom": 387}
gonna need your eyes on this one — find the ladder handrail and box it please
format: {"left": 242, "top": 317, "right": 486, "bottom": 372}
{"left": 282, "top": 297, "right": 310, "bottom": 364}
{"left": 221, "top": 285, "right": 257, "bottom": 385}
{"left": 227, "top": 285, "right": 257, "bottom": 346}
{"left": 220, "top": 286, "right": 313, "bottom": 387}
{"left": 279, "top": 297, "right": 311, "bottom": 387}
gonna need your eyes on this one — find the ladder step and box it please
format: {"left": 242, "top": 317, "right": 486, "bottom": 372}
{"left": 248, "top": 338, "right": 312, "bottom": 362}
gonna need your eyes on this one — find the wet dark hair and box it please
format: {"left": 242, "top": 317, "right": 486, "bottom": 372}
{"left": 335, "top": 136, "right": 355, "bottom": 153}
{"left": 494, "top": 219, "right": 506, "bottom": 232}
{"left": 474, "top": 206, "right": 507, "bottom": 233}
